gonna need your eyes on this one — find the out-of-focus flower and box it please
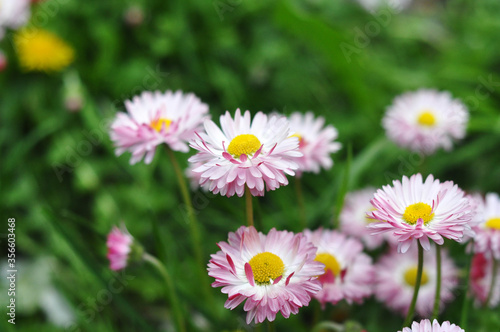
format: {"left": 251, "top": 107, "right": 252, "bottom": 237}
{"left": 0, "top": 50, "right": 6, "bottom": 71}
{"left": 367, "top": 173, "right": 473, "bottom": 253}
{"left": 303, "top": 229, "right": 374, "bottom": 306}
{"left": 473, "top": 193, "right": 500, "bottom": 260}
{"left": 382, "top": 89, "right": 468, "bottom": 155}
{"left": 399, "top": 319, "right": 464, "bottom": 332}
{"left": 287, "top": 112, "right": 341, "bottom": 175}
{"left": 62, "top": 70, "right": 85, "bottom": 112}
{"left": 375, "top": 245, "right": 458, "bottom": 317}
{"left": 106, "top": 226, "right": 134, "bottom": 271}
{"left": 124, "top": 5, "right": 144, "bottom": 26}
{"left": 0, "top": 0, "right": 30, "bottom": 40}
{"left": 110, "top": 90, "right": 209, "bottom": 164}
{"left": 14, "top": 29, "right": 74, "bottom": 72}
{"left": 208, "top": 226, "right": 323, "bottom": 324}
{"left": 189, "top": 109, "right": 301, "bottom": 197}
{"left": 340, "top": 187, "right": 386, "bottom": 250}
{"left": 470, "top": 252, "right": 500, "bottom": 308}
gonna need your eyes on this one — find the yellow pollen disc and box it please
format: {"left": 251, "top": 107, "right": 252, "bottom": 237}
{"left": 150, "top": 118, "right": 172, "bottom": 132}
{"left": 365, "top": 207, "right": 377, "bottom": 224}
{"left": 417, "top": 111, "right": 436, "bottom": 126}
{"left": 248, "top": 252, "right": 285, "bottom": 285}
{"left": 403, "top": 202, "right": 434, "bottom": 225}
{"left": 315, "top": 253, "right": 341, "bottom": 276}
{"left": 404, "top": 267, "right": 429, "bottom": 287}
{"left": 485, "top": 218, "right": 500, "bottom": 230}
{"left": 289, "top": 133, "right": 303, "bottom": 143}
{"left": 227, "top": 134, "right": 261, "bottom": 158}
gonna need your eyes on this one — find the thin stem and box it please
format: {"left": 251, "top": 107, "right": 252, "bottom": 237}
{"left": 294, "top": 177, "right": 307, "bottom": 230}
{"left": 403, "top": 242, "right": 424, "bottom": 329}
{"left": 460, "top": 240, "right": 474, "bottom": 329}
{"left": 432, "top": 244, "right": 442, "bottom": 320}
{"left": 485, "top": 257, "right": 498, "bottom": 307}
{"left": 143, "top": 253, "right": 186, "bottom": 332}
{"left": 245, "top": 186, "right": 254, "bottom": 227}
{"left": 267, "top": 321, "right": 276, "bottom": 332}
{"left": 311, "top": 321, "right": 344, "bottom": 332}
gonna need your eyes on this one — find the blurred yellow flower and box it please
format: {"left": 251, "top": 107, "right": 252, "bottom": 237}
{"left": 14, "top": 29, "right": 74, "bottom": 72}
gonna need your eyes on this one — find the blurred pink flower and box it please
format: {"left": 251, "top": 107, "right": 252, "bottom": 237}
{"left": 287, "top": 112, "right": 341, "bottom": 175}
{"left": 0, "top": 0, "right": 30, "bottom": 40}
{"left": 208, "top": 226, "right": 323, "bottom": 324}
{"left": 367, "top": 173, "right": 473, "bottom": 253}
{"left": 106, "top": 226, "right": 133, "bottom": 271}
{"left": 473, "top": 193, "right": 500, "bottom": 260}
{"left": 375, "top": 245, "right": 458, "bottom": 317}
{"left": 382, "top": 89, "right": 468, "bottom": 155}
{"left": 399, "top": 319, "right": 464, "bottom": 332}
{"left": 0, "top": 50, "right": 6, "bottom": 72}
{"left": 110, "top": 90, "right": 209, "bottom": 164}
{"left": 303, "top": 229, "right": 374, "bottom": 306}
{"left": 470, "top": 252, "right": 500, "bottom": 308}
{"left": 189, "top": 109, "right": 301, "bottom": 197}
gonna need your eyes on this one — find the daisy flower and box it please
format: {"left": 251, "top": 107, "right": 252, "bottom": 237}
{"left": 14, "top": 29, "right": 74, "bottom": 72}
{"left": 106, "top": 226, "right": 134, "bottom": 271}
{"left": 189, "top": 109, "right": 301, "bottom": 197}
{"left": 340, "top": 188, "right": 386, "bottom": 250}
{"left": 399, "top": 319, "right": 464, "bottom": 332}
{"left": 375, "top": 245, "right": 458, "bottom": 317}
{"left": 287, "top": 112, "right": 341, "bottom": 175}
{"left": 473, "top": 193, "right": 500, "bottom": 260}
{"left": 367, "top": 173, "right": 473, "bottom": 253}
{"left": 0, "top": 0, "right": 30, "bottom": 40}
{"left": 110, "top": 90, "right": 209, "bottom": 164}
{"left": 303, "top": 229, "right": 374, "bottom": 306}
{"left": 382, "top": 89, "right": 468, "bottom": 155}
{"left": 470, "top": 252, "right": 500, "bottom": 308}
{"left": 208, "top": 226, "right": 323, "bottom": 324}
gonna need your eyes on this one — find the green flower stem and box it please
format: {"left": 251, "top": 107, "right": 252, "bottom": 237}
{"left": 267, "top": 320, "right": 276, "bottom": 332}
{"left": 486, "top": 257, "right": 498, "bottom": 307}
{"left": 143, "top": 253, "right": 186, "bottom": 332}
{"left": 460, "top": 240, "right": 474, "bottom": 329}
{"left": 432, "top": 244, "right": 442, "bottom": 320}
{"left": 294, "top": 177, "right": 307, "bottom": 231}
{"left": 311, "top": 321, "right": 344, "bottom": 332}
{"left": 245, "top": 186, "right": 254, "bottom": 227}
{"left": 403, "top": 242, "right": 424, "bottom": 329}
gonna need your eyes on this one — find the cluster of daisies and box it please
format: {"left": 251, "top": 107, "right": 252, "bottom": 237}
{"left": 105, "top": 87, "right": 499, "bottom": 331}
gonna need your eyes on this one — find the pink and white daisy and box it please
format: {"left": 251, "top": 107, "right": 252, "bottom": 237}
{"left": 470, "top": 252, "right": 500, "bottom": 308}
{"left": 340, "top": 188, "right": 386, "bottom": 250}
{"left": 106, "top": 226, "right": 134, "bottom": 271}
{"left": 375, "top": 245, "right": 458, "bottom": 317}
{"left": 189, "top": 109, "right": 301, "bottom": 197}
{"left": 399, "top": 319, "right": 464, "bottom": 332}
{"left": 473, "top": 193, "right": 500, "bottom": 260}
{"left": 208, "top": 226, "right": 323, "bottom": 324}
{"left": 110, "top": 90, "right": 209, "bottom": 164}
{"left": 303, "top": 229, "right": 374, "bottom": 306}
{"left": 287, "top": 112, "right": 341, "bottom": 175}
{"left": 0, "top": 0, "right": 30, "bottom": 40}
{"left": 382, "top": 89, "right": 468, "bottom": 155}
{"left": 367, "top": 173, "right": 473, "bottom": 253}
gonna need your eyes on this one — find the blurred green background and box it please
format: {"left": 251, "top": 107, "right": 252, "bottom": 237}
{"left": 1, "top": 0, "right": 500, "bottom": 331}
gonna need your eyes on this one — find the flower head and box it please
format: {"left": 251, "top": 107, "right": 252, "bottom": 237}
{"left": 382, "top": 89, "right": 468, "bottom": 155}
{"left": 0, "top": 49, "right": 6, "bottom": 72}
{"left": 472, "top": 193, "right": 500, "bottom": 260}
{"left": 367, "top": 173, "right": 473, "bottom": 253}
{"left": 470, "top": 252, "right": 500, "bottom": 308}
{"left": 208, "top": 226, "right": 323, "bottom": 324}
{"left": 106, "top": 226, "right": 134, "bottom": 271}
{"left": 399, "top": 319, "right": 464, "bottom": 332}
{"left": 14, "top": 29, "right": 74, "bottom": 72}
{"left": 303, "top": 229, "right": 374, "bottom": 306}
{"left": 287, "top": 112, "right": 341, "bottom": 175}
{"left": 0, "top": 0, "right": 30, "bottom": 40}
{"left": 189, "top": 109, "right": 301, "bottom": 197}
{"left": 340, "top": 188, "right": 386, "bottom": 250}
{"left": 110, "top": 90, "right": 209, "bottom": 164}
{"left": 376, "top": 245, "right": 458, "bottom": 317}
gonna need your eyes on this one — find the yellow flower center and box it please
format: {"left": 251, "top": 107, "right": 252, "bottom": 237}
{"left": 404, "top": 266, "right": 429, "bottom": 286}
{"left": 402, "top": 202, "right": 434, "bottom": 225}
{"left": 289, "top": 133, "right": 303, "bottom": 143}
{"left": 365, "top": 207, "right": 377, "bottom": 223}
{"left": 417, "top": 111, "right": 436, "bottom": 127}
{"left": 315, "top": 253, "right": 341, "bottom": 277}
{"left": 248, "top": 252, "right": 285, "bottom": 285}
{"left": 485, "top": 217, "right": 500, "bottom": 230}
{"left": 227, "top": 134, "right": 261, "bottom": 158}
{"left": 14, "top": 29, "right": 75, "bottom": 72}
{"left": 150, "top": 118, "right": 172, "bottom": 132}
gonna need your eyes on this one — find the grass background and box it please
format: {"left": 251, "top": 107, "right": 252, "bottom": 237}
{"left": 1, "top": 0, "right": 500, "bottom": 330}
